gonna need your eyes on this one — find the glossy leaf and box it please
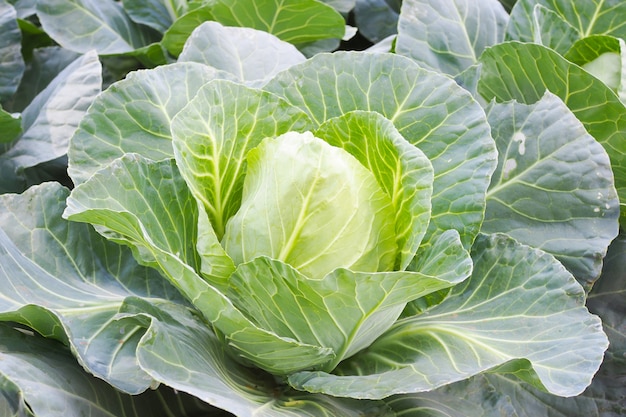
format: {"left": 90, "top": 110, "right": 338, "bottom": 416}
{"left": 178, "top": 21, "right": 306, "bottom": 84}
{"left": 396, "top": 0, "right": 508, "bottom": 76}
{"left": 0, "top": 183, "right": 186, "bottom": 393}
{"left": 264, "top": 51, "right": 497, "bottom": 250}
{"left": 68, "top": 62, "right": 232, "bottom": 185}
{"left": 478, "top": 41, "right": 626, "bottom": 227}
{"left": 0, "top": 0, "right": 24, "bottom": 101}
{"left": 37, "top": 0, "right": 158, "bottom": 54}
{"left": 483, "top": 92, "right": 619, "bottom": 286}
{"left": 288, "top": 233, "right": 608, "bottom": 400}
{"left": 314, "top": 110, "right": 434, "bottom": 270}
{"left": 171, "top": 80, "right": 312, "bottom": 239}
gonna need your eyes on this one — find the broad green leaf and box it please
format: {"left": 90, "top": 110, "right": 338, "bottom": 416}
{"left": 0, "top": 324, "right": 220, "bottom": 417}
{"left": 507, "top": 0, "right": 626, "bottom": 42}
{"left": 222, "top": 132, "right": 397, "bottom": 278}
{"left": 353, "top": 0, "right": 399, "bottom": 43}
{"left": 178, "top": 21, "right": 306, "bottom": 84}
{"left": 129, "top": 298, "right": 395, "bottom": 417}
{"left": 0, "top": 183, "right": 185, "bottom": 393}
{"left": 209, "top": 0, "right": 346, "bottom": 45}
{"left": 0, "top": 51, "right": 101, "bottom": 194}
{"left": 68, "top": 62, "right": 232, "bottom": 185}
{"left": 64, "top": 155, "right": 334, "bottom": 375}
{"left": 171, "top": 80, "right": 313, "bottom": 240}
{"left": 529, "top": 4, "right": 579, "bottom": 55}
{"left": 0, "top": 107, "right": 20, "bottom": 144}
{"left": 483, "top": 93, "right": 619, "bottom": 287}
{"left": 566, "top": 35, "right": 626, "bottom": 104}
{"left": 0, "top": 0, "right": 24, "bottom": 101}
{"left": 264, "top": 51, "right": 497, "bottom": 250}
{"left": 36, "top": 0, "right": 159, "bottom": 54}
{"left": 122, "top": 0, "right": 187, "bottom": 33}
{"left": 288, "top": 233, "right": 608, "bottom": 399}
{"left": 314, "top": 110, "right": 434, "bottom": 270}
{"left": 228, "top": 256, "right": 465, "bottom": 373}
{"left": 161, "top": 5, "right": 214, "bottom": 57}
{"left": 396, "top": 0, "right": 508, "bottom": 76}
{"left": 3, "top": 47, "right": 81, "bottom": 113}
{"left": 478, "top": 41, "right": 626, "bottom": 227}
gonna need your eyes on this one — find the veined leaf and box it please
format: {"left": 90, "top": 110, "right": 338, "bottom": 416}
{"left": 227, "top": 256, "right": 466, "bottom": 373}
{"left": 37, "top": 0, "right": 159, "bottom": 54}
{"left": 0, "top": 51, "right": 101, "bottom": 193}
{"left": 483, "top": 92, "right": 619, "bottom": 287}
{"left": 64, "top": 155, "right": 335, "bottom": 375}
{"left": 478, "top": 41, "right": 626, "bottom": 227}
{"left": 507, "top": 0, "right": 626, "bottom": 42}
{"left": 0, "top": 0, "right": 24, "bottom": 101}
{"left": 133, "top": 298, "right": 395, "bottom": 417}
{"left": 264, "top": 51, "right": 497, "bottom": 250}
{"left": 171, "top": 80, "right": 313, "bottom": 240}
{"left": 314, "top": 110, "right": 434, "bottom": 270}
{"left": 209, "top": 0, "right": 346, "bottom": 45}
{"left": 288, "top": 233, "right": 608, "bottom": 400}
{"left": 0, "top": 323, "right": 220, "bottom": 417}
{"left": 178, "top": 21, "right": 306, "bottom": 84}
{"left": 529, "top": 4, "right": 579, "bottom": 55}
{"left": 161, "top": 5, "right": 214, "bottom": 57}
{"left": 0, "top": 183, "right": 185, "bottom": 393}
{"left": 222, "top": 132, "right": 397, "bottom": 278}
{"left": 122, "top": 0, "right": 187, "bottom": 33}
{"left": 68, "top": 62, "right": 233, "bottom": 185}
{"left": 396, "top": 0, "right": 508, "bottom": 76}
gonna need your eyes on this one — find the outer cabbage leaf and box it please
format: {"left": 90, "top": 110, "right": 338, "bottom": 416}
{"left": 353, "top": 0, "right": 399, "bottom": 43}
{"left": 483, "top": 92, "right": 619, "bottom": 287}
{"left": 0, "top": 107, "right": 20, "bottom": 145}
{"left": 0, "top": 51, "right": 101, "bottom": 193}
{"left": 528, "top": 4, "right": 579, "bottom": 55}
{"left": 178, "top": 21, "right": 306, "bottom": 84}
{"left": 396, "top": 0, "right": 508, "bottom": 76}
{"left": 264, "top": 51, "right": 497, "bottom": 250}
{"left": 64, "top": 155, "right": 335, "bottom": 375}
{"left": 68, "top": 62, "right": 233, "bottom": 185}
{"left": 122, "top": 0, "right": 187, "bottom": 33}
{"left": 37, "top": 0, "right": 159, "bottom": 54}
{"left": 0, "top": 0, "right": 24, "bottom": 101}
{"left": 0, "top": 324, "right": 220, "bottom": 417}
{"left": 288, "top": 233, "right": 608, "bottom": 400}
{"left": 0, "top": 183, "right": 186, "bottom": 393}
{"left": 507, "top": 0, "right": 626, "bottom": 43}
{"left": 171, "top": 80, "right": 313, "bottom": 239}
{"left": 314, "top": 110, "right": 433, "bottom": 270}
{"left": 478, "top": 41, "right": 626, "bottom": 227}
{"left": 132, "top": 298, "right": 395, "bottom": 417}
{"left": 222, "top": 131, "right": 397, "bottom": 278}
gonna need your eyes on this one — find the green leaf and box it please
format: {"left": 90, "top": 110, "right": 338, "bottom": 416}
{"left": 228, "top": 256, "right": 465, "bottom": 373}
{"left": 171, "top": 80, "right": 313, "bottom": 240}
{"left": 161, "top": 5, "right": 214, "bottom": 57}
{"left": 264, "top": 51, "right": 497, "bottom": 250}
{"left": 37, "top": 0, "right": 159, "bottom": 54}
{"left": 566, "top": 35, "right": 626, "bottom": 103}
{"left": 483, "top": 92, "right": 619, "bottom": 287}
{"left": 68, "top": 62, "right": 232, "bottom": 185}
{"left": 209, "top": 0, "right": 346, "bottom": 45}
{"left": 478, "top": 41, "right": 626, "bottom": 227}
{"left": 507, "top": 0, "right": 626, "bottom": 42}
{"left": 353, "top": 0, "right": 399, "bottom": 43}
{"left": 222, "top": 131, "right": 397, "bottom": 277}
{"left": 0, "top": 183, "right": 186, "bottom": 393}
{"left": 64, "top": 155, "right": 334, "bottom": 375}
{"left": 0, "top": 51, "right": 101, "bottom": 193}
{"left": 0, "top": 107, "right": 20, "bottom": 144}
{"left": 0, "top": 323, "right": 219, "bottom": 417}
{"left": 529, "top": 4, "right": 579, "bottom": 55}
{"left": 314, "top": 110, "right": 434, "bottom": 270}
{"left": 178, "top": 21, "right": 306, "bottom": 83}
{"left": 395, "top": 0, "right": 508, "bottom": 76}
{"left": 288, "top": 233, "right": 608, "bottom": 399}
{"left": 122, "top": 0, "right": 187, "bottom": 33}
{"left": 0, "top": 0, "right": 24, "bottom": 101}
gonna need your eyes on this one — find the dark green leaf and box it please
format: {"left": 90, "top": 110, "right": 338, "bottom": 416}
{"left": 0, "top": 0, "right": 24, "bottom": 101}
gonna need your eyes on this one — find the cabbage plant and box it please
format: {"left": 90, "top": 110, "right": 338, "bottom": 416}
{"left": 0, "top": 0, "right": 624, "bottom": 416}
